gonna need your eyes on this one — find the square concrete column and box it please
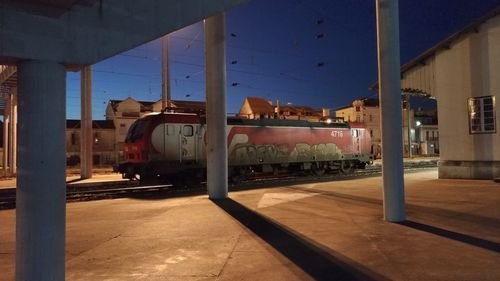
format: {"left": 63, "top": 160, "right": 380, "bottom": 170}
{"left": 205, "top": 13, "right": 228, "bottom": 199}
{"left": 16, "top": 61, "right": 66, "bottom": 281}
{"left": 80, "top": 65, "right": 93, "bottom": 179}
{"left": 376, "top": 0, "right": 406, "bottom": 222}
{"left": 3, "top": 112, "right": 9, "bottom": 176}
{"left": 10, "top": 90, "right": 17, "bottom": 175}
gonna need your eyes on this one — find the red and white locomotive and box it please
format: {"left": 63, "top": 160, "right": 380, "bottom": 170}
{"left": 117, "top": 112, "right": 373, "bottom": 184}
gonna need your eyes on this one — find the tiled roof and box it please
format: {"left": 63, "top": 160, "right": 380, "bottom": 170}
{"left": 245, "top": 97, "right": 274, "bottom": 114}
{"left": 335, "top": 97, "right": 379, "bottom": 111}
{"left": 66, "top": 120, "right": 115, "bottom": 129}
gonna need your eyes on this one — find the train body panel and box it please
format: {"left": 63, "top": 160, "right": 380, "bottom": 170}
{"left": 118, "top": 113, "right": 374, "bottom": 181}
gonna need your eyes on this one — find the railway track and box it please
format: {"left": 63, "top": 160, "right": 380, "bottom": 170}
{"left": 0, "top": 161, "right": 437, "bottom": 210}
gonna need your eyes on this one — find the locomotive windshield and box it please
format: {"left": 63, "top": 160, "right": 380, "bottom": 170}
{"left": 125, "top": 118, "right": 150, "bottom": 143}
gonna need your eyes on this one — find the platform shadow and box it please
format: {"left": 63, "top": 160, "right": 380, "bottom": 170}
{"left": 213, "top": 198, "right": 389, "bottom": 281}
{"left": 399, "top": 220, "right": 500, "bottom": 253}
{"left": 287, "top": 186, "right": 500, "bottom": 230}
{"left": 66, "top": 178, "right": 84, "bottom": 184}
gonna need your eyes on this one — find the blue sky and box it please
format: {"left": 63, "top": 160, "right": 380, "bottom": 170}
{"left": 66, "top": 0, "right": 500, "bottom": 120}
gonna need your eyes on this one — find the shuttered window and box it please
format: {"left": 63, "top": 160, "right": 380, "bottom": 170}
{"left": 468, "top": 96, "right": 496, "bottom": 134}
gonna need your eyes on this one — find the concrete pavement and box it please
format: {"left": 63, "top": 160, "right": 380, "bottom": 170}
{"left": 1, "top": 169, "right": 499, "bottom": 280}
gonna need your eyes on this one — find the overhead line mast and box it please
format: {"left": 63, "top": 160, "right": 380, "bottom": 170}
{"left": 161, "top": 35, "right": 172, "bottom": 111}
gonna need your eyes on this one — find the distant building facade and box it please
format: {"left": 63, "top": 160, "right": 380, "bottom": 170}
{"left": 336, "top": 98, "right": 382, "bottom": 157}
{"left": 66, "top": 120, "right": 116, "bottom": 166}
{"left": 335, "top": 98, "right": 438, "bottom": 158}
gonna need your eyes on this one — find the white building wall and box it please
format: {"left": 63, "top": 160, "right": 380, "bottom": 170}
{"left": 435, "top": 16, "right": 500, "bottom": 178}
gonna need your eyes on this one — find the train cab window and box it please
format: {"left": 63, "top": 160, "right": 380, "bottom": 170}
{"left": 183, "top": 125, "right": 194, "bottom": 137}
{"left": 167, "top": 125, "right": 174, "bottom": 136}
{"left": 125, "top": 119, "right": 149, "bottom": 143}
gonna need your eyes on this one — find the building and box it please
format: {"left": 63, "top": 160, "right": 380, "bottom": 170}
{"left": 414, "top": 108, "right": 439, "bottom": 156}
{"left": 238, "top": 96, "right": 329, "bottom": 122}
{"left": 66, "top": 120, "right": 116, "bottom": 166}
{"left": 335, "top": 98, "right": 382, "bottom": 157}
{"left": 238, "top": 97, "right": 275, "bottom": 119}
{"left": 374, "top": 7, "right": 500, "bottom": 179}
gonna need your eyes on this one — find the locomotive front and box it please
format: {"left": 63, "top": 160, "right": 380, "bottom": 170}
{"left": 117, "top": 112, "right": 204, "bottom": 181}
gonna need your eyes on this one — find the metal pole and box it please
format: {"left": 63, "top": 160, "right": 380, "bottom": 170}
{"left": 16, "top": 60, "right": 66, "bottom": 281}
{"left": 3, "top": 111, "right": 9, "bottom": 177}
{"left": 205, "top": 13, "right": 228, "bottom": 199}
{"left": 376, "top": 0, "right": 406, "bottom": 222}
{"left": 11, "top": 91, "right": 17, "bottom": 175}
{"left": 80, "top": 65, "right": 93, "bottom": 179}
{"left": 166, "top": 35, "right": 172, "bottom": 109}
{"left": 161, "top": 37, "right": 167, "bottom": 111}
{"left": 407, "top": 95, "right": 412, "bottom": 158}
{"left": 7, "top": 92, "right": 13, "bottom": 176}
{"left": 161, "top": 35, "right": 172, "bottom": 111}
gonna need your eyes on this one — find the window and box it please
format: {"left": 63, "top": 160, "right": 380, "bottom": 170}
{"left": 426, "top": 131, "right": 429, "bottom": 141}
{"left": 167, "top": 125, "right": 175, "bottom": 136}
{"left": 355, "top": 106, "right": 361, "bottom": 112}
{"left": 183, "top": 125, "right": 194, "bottom": 136}
{"left": 94, "top": 132, "right": 99, "bottom": 145}
{"left": 468, "top": 96, "right": 496, "bottom": 134}
{"left": 71, "top": 132, "right": 78, "bottom": 146}
{"left": 370, "top": 130, "right": 373, "bottom": 137}
{"left": 369, "top": 114, "right": 373, "bottom": 122}
{"left": 119, "top": 123, "right": 127, "bottom": 135}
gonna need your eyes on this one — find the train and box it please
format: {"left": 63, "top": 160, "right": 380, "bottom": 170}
{"left": 117, "top": 112, "right": 374, "bottom": 185}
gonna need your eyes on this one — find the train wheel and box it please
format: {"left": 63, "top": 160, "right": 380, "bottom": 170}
{"left": 312, "top": 163, "right": 326, "bottom": 176}
{"left": 340, "top": 160, "right": 352, "bottom": 174}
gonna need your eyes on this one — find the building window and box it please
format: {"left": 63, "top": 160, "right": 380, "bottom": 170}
{"left": 468, "top": 96, "right": 496, "bottom": 134}
{"left": 426, "top": 131, "right": 429, "bottom": 141}
{"left": 119, "top": 123, "right": 127, "bottom": 135}
{"left": 94, "top": 132, "right": 99, "bottom": 145}
{"left": 355, "top": 106, "right": 361, "bottom": 112}
{"left": 369, "top": 114, "right": 373, "bottom": 122}
{"left": 71, "top": 132, "right": 78, "bottom": 146}
{"left": 370, "top": 130, "right": 373, "bottom": 137}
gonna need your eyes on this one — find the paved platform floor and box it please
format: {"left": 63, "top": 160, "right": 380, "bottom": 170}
{"left": 1, "top": 169, "right": 499, "bottom": 280}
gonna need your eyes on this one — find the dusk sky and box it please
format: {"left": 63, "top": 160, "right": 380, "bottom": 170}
{"left": 66, "top": 0, "right": 500, "bottom": 120}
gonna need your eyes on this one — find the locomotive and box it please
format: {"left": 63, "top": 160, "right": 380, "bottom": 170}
{"left": 117, "top": 112, "right": 374, "bottom": 184}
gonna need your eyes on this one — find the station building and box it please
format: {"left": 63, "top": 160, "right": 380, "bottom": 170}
{"left": 376, "top": 7, "right": 500, "bottom": 179}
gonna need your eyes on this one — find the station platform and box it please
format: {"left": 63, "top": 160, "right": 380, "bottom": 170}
{"left": 1, "top": 169, "right": 499, "bottom": 280}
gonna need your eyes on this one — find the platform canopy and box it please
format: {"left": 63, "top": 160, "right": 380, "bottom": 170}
{"left": 0, "top": 0, "right": 248, "bottom": 65}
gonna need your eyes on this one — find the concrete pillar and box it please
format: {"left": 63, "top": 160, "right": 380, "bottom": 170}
{"left": 10, "top": 90, "right": 17, "bottom": 175}
{"left": 7, "top": 104, "right": 12, "bottom": 175}
{"left": 16, "top": 61, "right": 66, "bottom": 281}
{"left": 80, "top": 65, "right": 93, "bottom": 179}
{"left": 205, "top": 13, "right": 228, "bottom": 199}
{"left": 376, "top": 0, "right": 406, "bottom": 222}
{"left": 3, "top": 113, "right": 9, "bottom": 176}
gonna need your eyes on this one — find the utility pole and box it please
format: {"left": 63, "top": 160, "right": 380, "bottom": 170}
{"left": 406, "top": 94, "right": 412, "bottom": 158}
{"left": 161, "top": 35, "right": 171, "bottom": 111}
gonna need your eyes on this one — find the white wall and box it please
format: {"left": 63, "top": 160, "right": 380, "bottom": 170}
{"left": 435, "top": 16, "right": 500, "bottom": 178}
